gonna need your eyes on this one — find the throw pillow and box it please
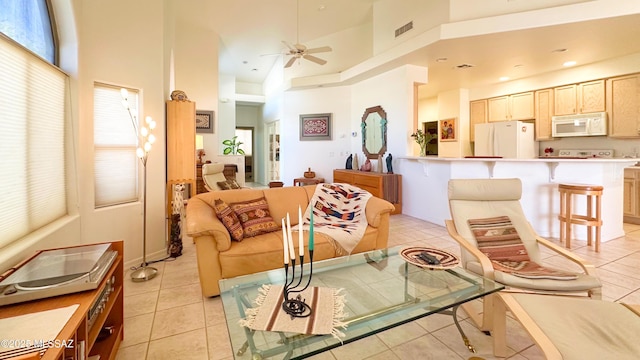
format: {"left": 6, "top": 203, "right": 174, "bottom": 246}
{"left": 229, "top": 197, "right": 280, "bottom": 237}
{"left": 217, "top": 179, "right": 241, "bottom": 190}
{"left": 213, "top": 199, "right": 244, "bottom": 242}
{"left": 468, "top": 216, "right": 577, "bottom": 280}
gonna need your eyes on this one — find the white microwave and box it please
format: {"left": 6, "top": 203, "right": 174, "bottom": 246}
{"left": 551, "top": 112, "right": 607, "bottom": 137}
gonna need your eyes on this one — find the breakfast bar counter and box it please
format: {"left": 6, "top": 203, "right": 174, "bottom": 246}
{"left": 396, "top": 156, "right": 639, "bottom": 243}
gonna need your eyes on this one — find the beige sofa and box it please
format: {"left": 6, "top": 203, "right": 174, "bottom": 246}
{"left": 186, "top": 185, "right": 395, "bottom": 297}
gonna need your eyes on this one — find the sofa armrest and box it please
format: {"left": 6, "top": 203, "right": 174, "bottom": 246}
{"left": 365, "top": 196, "right": 395, "bottom": 227}
{"left": 186, "top": 196, "right": 232, "bottom": 252}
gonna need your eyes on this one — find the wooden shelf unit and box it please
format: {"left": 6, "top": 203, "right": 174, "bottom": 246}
{"left": 333, "top": 169, "right": 402, "bottom": 215}
{"left": 0, "top": 241, "right": 124, "bottom": 360}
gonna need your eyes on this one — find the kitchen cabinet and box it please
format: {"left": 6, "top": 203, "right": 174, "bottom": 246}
{"left": 554, "top": 80, "right": 605, "bottom": 115}
{"left": 607, "top": 73, "right": 640, "bottom": 138}
{"left": 469, "top": 99, "right": 487, "bottom": 142}
{"left": 534, "top": 89, "right": 554, "bottom": 140}
{"left": 624, "top": 168, "right": 640, "bottom": 224}
{"left": 487, "top": 92, "right": 534, "bottom": 122}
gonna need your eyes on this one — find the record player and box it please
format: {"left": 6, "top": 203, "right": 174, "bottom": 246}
{"left": 0, "top": 243, "right": 117, "bottom": 306}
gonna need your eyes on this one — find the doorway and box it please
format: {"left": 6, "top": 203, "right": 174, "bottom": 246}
{"left": 423, "top": 121, "right": 438, "bottom": 155}
{"left": 266, "top": 121, "right": 280, "bottom": 182}
{"left": 235, "top": 127, "right": 254, "bottom": 182}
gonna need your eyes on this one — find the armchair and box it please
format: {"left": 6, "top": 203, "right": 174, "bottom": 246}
{"left": 446, "top": 178, "right": 601, "bottom": 331}
{"left": 202, "top": 163, "right": 227, "bottom": 191}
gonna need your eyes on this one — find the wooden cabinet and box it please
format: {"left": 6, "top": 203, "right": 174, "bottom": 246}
{"left": 554, "top": 80, "right": 605, "bottom": 115}
{"left": 607, "top": 74, "right": 640, "bottom": 138}
{"left": 333, "top": 169, "right": 402, "bottom": 215}
{"left": 487, "top": 92, "right": 534, "bottom": 122}
{"left": 535, "top": 89, "right": 555, "bottom": 140}
{"left": 469, "top": 99, "right": 487, "bottom": 142}
{"left": 624, "top": 168, "right": 640, "bottom": 224}
{"left": 166, "top": 100, "right": 196, "bottom": 185}
{"left": 0, "top": 241, "right": 124, "bottom": 360}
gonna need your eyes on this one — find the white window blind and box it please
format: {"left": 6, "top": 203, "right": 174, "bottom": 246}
{"left": 0, "top": 36, "right": 67, "bottom": 249}
{"left": 94, "top": 84, "right": 139, "bottom": 208}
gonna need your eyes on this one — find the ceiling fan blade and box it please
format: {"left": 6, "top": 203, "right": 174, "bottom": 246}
{"left": 284, "top": 56, "right": 297, "bottom": 68}
{"left": 303, "top": 54, "right": 327, "bottom": 65}
{"left": 306, "top": 46, "right": 332, "bottom": 54}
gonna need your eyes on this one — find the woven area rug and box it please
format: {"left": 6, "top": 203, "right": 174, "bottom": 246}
{"left": 239, "top": 285, "right": 347, "bottom": 339}
{"left": 468, "top": 216, "right": 578, "bottom": 280}
{"left": 298, "top": 183, "right": 371, "bottom": 255}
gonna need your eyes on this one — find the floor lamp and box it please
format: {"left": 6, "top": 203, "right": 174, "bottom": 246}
{"left": 121, "top": 88, "right": 158, "bottom": 282}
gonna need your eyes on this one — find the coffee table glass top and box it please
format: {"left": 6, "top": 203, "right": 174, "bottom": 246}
{"left": 219, "top": 247, "right": 503, "bottom": 359}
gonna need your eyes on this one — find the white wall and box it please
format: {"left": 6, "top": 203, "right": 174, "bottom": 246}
{"left": 280, "top": 87, "right": 352, "bottom": 184}
{"left": 449, "top": 0, "right": 591, "bottom": 22}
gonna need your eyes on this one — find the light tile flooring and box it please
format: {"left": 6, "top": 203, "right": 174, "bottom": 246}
{"left": 116, "top": 216, "right": 640, "bottom": 360}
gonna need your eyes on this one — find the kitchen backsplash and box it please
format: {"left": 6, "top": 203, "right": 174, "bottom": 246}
{"left": 538, "top": 137, "right": 640, "bottom": 158}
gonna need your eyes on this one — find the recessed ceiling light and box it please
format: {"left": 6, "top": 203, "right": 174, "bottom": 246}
{"left": 552, "top": 48, "right": 568, "bottom": 53}
{"left": 499, "top": 76, "right": 510, "bottom": 81}
{"left": 318, "top": 5, "right": 326, "bottom": 11}
{"left": 435, "top": 57, "right": 448, "bottom": 63}
{"left": 242, "top": 61, "right": 248, "bottom": 64}
{"left": 251, "top": 68, "right": 258, "bottom": 71}
{"left": 563, "top": 60, "right": 577, "bottom": 67}
{"left": 513, "top": 64, "right": 524, "bottom": 68}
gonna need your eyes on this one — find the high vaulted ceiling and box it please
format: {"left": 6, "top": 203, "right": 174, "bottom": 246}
{"left": 185, "top": 1, "right": 640, "bottom": 98}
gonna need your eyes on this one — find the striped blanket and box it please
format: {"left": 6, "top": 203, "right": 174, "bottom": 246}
{"left": 468, "top": 216, "right": 578, "bottom": 280}
{"left": 298, "top": 183, "right": 372, "bottom": 255}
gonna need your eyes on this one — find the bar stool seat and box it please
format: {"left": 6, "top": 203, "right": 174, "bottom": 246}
{"left": 557, "top": 183, "right": 603, "bottom": 252}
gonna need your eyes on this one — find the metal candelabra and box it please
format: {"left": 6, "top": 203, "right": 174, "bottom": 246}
{"left": 282, "top": 250, "right": 314, "bottom": 318}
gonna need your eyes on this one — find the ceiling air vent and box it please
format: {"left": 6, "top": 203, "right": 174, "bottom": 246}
{"left": 455, "top": 63, "right": 475, "bottom": 69}
{"left": 395, "top": 21, "right": 413, "bottom": 38}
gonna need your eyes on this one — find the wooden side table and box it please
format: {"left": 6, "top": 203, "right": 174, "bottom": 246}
{"left": 293, "top": 177, "right": 325, "bottom": 186}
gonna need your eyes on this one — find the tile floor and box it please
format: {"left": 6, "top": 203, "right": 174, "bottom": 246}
{"left": 116, "top": 216, "right": 640, "bottom": 360}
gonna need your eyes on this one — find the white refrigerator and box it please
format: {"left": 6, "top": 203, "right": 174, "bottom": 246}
{"left": 474, "top": 121, "right": 537, "bottom": 158}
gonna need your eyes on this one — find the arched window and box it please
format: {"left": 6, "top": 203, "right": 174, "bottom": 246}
{"left": 0, "top": 0, "right": 57, "bottom": 64}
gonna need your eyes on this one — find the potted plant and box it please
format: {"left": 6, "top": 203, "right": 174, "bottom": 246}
{"left": 223, "top": 136, "right": 245, "bottom": 155}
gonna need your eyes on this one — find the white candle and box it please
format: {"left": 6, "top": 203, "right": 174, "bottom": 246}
{"left": 282, "top": 218, "right": 289, "bottom": 264}
{"left": 286, "top": 213, "right": 295, "bottom": 260}
{"left": 298, "top": 206, "right": 304, "bottom": 256}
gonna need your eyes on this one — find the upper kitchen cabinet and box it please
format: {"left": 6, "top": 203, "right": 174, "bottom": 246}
{"left": 469, "top": 99, "right": 487, "bottom": 142}
{"left": 607, "top": 73, "right": 640, "bottom": 138}
{"left": 488, "top": 92, "right": 534, "bottom": 122}
{"left": 554, "top": 80, "right": 605, "bottom": 115}
{"left": 535, "top": 88, "right": 554, "bottom": 140}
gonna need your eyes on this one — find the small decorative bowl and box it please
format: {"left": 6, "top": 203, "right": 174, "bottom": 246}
{"left": 304, "top": 168, "right": 315, "bottom": 178}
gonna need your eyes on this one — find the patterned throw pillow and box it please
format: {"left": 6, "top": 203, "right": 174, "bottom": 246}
{"left": 213, "top": 199, "right": 244, "bottom": 242}
{"left": 217, "top": 179, "right": 241, "bottom": 190}
{"left": 229, "top": 197, "right": 280, "bottom": 237}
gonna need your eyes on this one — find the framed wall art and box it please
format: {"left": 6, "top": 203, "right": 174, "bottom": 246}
{"left": 439, "top": 117, "right": 457, "bottom": 142}
{"left": 196, "top": 110, "right": 214, "bottom": 134}
{"left": 299, "top": 113, "right": 332, "bottom": 141}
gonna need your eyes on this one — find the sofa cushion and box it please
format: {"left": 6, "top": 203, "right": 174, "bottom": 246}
{"left": 230, "top": 197, "right": 280, "bottom": 237}
{"left": 213, "top": 199, "right": 244, "bottom": 242}
{"left": 217, "top": 179, "right": 241, "bottom": 190}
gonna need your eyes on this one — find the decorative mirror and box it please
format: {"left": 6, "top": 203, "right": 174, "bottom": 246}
{"left": 361, "top": 105, "right": 387, "bottom": 159}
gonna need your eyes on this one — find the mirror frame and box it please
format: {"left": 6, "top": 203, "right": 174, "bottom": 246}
{"left": 361, "top": 105, "right": 387, "bottom": 159}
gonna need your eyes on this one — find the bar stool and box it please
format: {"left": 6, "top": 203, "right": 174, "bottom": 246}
{"left": 557, "top": 183, "right": 603, "bottom": 252}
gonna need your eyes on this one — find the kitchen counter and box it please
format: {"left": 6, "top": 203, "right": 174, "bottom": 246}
{"left": 396, "top": 156, "right": 639, "bottom": 243}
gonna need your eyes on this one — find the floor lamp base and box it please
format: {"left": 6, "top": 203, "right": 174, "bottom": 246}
{"left": 131, "top": 266, "right": 158, "bottom": 282}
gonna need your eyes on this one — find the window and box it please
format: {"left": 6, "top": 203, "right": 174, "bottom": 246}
{"left": 0, "top": 36, "right": 66, "bottom": 249}
{"left": 94, "top": 84, "right": 139, "bottom": 208}
{"left": 0, "top": 0, "right": 56, "bottom": 64}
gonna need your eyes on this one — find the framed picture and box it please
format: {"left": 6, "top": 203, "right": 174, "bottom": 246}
{"left": 439, "top": 117, "right": 457, "bottom": 142}
{"left": 196, "top": 110, "right": 214, "bottom": 134}
{"left": 299, "top": 113, "right": 332, "bottom": 141}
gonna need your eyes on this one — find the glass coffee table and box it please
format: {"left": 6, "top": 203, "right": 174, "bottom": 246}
{"left": 219, "top": 247, "right": 504, "bottom": 360}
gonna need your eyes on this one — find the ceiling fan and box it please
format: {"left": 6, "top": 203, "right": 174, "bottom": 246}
{"left": 282, "top": 0, "right": 332, "bottom": 68}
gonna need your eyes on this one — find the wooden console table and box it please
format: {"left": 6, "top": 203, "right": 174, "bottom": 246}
{"left": 0, "top": 241, "right": 124, "bottom": 360}
{"left": 293, "top": 177, "right": 325, "bottom": 186}
{"left": 333, "top": 169, "right": 402, "bottom": 215}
